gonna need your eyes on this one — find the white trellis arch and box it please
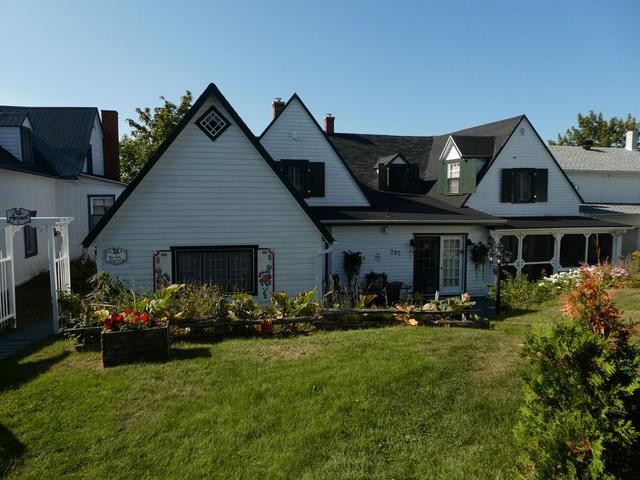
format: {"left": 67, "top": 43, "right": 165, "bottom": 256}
{"left": 0, "top": 217, "right": 73, "bottom": 333}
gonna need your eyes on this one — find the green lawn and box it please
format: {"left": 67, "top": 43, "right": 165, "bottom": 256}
{"left": 1, "top": 290, "right": 638, "bottom": 479}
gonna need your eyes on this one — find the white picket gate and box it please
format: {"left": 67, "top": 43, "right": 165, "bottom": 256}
{"left": 0, "top": 252, "right": 15, "bottom": 328}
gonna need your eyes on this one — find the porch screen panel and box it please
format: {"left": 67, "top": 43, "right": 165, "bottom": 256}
{"left": 588, "top": 234, "right": 613, "bottom": 265}
{"left": 560, "top": 235, "right": 586, "bottom": 268}
{"left": 499, "top": 235, "right": 518, "bottom": 263}
{"left": 522, "top": 235, "right": 554, "bottom": 262}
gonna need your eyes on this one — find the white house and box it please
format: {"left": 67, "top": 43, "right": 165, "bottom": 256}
{"left": 83, "top": 84, "right": 332, "bottom": 301}
{"left": 85, "top": 84, "right": 628, "bottom": 300}
{"left": 551, "top": 131, "right": 640, "bottom": 255}
{"left": 0, "top": 106, "right": 125, "bottom": 285}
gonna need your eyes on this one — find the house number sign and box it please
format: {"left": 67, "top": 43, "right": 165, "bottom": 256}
{"left": 6, "top": 207, "right": 32, "bottom": 225}
{"left": 104, "top": 247, "right": 128, "bottom": 265}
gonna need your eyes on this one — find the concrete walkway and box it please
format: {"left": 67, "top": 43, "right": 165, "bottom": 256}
{"left": 0, "top": 319, "right": 54, "bottom": 360}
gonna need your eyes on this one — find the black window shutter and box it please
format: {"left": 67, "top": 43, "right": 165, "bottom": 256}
{"left": 303, "top": 162, "right": 312, "bottom": 198}
{"left": 20, "top": 127, "right": 33, "bottom": 164}
{"left": 86, "top": 145, "right": 93, "bottom": 174}
{"left": 309, "top": 162, "right": 325, "bottom": 197}
{"left": 408, "top": 163, "right": 420, "bottom": 192}
{"left": 534, "top": 169, "right": 548, "bottom": 202}
{"left": 501, "top": 169, "right": 513, "bottom": 202}
{"left": 378, "top": 163, "right": 388, "bottom": 191}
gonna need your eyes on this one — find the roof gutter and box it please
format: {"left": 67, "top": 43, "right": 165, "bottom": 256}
{"left": 320, "top": 219, "right": 507, "bottom": 226}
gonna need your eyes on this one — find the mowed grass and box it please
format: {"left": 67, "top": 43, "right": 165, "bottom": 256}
{"left": 1, "top": 290, "right": 638, "bottom": 479}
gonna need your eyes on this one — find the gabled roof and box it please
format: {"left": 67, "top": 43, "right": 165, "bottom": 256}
{"left": 259, "top": 93, "right": 366, "bottom": 200}
{"left": 0, "top": 106, "right": 98, "bottom": 177}
{"left": 329, "top": 115, "right": 525, "bottom": 210}
{"left": 83, "top": 83, "right": 334, "bottom": 247}
{"left": 377, "top": 153, "right": 408, "bottom": 166}
{"left": 450, "top": 135, "right": 495, "bottom": 157}
{"left": 551, "top": 145, "right": 640, "bottom": 173}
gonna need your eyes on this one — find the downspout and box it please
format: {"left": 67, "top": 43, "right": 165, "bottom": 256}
{"left": 317, "top": 241, "right": 335, "bottom": 294}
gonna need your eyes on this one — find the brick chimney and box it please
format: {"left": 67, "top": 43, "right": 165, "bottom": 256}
{"left": 625, "top": 130, "right": 638, "bottom": 151}
{"left": 272, "top": 98, "right": 285, "bottom": 119}
{"left": 101, "top": 110, "right": 120, "bottom": 181}
{"left": 324, "top": 114, "right": 334, "bottom": 135}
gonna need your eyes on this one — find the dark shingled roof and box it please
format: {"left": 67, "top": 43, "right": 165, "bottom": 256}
{"left": 0, "top": 112, "right": 28, "bottom": 127}
{"left": 450, "top": 135, "right": 495, "bottom": 157}
{"left": 328, "top": 115, "right": 525, "bottom": 211}
{"left": 0, "top": 106, "right": 98, "bottom": 178}
{"left": 497, "top": 216, "right": 630, "bottom": 230}
{"left": 312, "top": 193, "right": 504, "bottom": 224}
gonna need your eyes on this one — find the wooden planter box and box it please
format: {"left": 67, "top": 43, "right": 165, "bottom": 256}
{"left": 101, "top": 326, "right": 169, "bottom": 368}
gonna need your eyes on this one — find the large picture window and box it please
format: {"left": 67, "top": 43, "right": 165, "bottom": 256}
{"left": 173, "top": 247, "right": 257, "bottom": 294}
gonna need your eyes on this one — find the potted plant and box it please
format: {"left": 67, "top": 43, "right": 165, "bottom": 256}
{"left": 97, "top": 306, "right": 169, "bottom": 368}
{"left": 343, "top": 250, "right": 363, "bottom": 285}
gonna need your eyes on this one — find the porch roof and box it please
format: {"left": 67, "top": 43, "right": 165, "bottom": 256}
{"left": 494, "top": 216, "right": 629, "bottom": 230}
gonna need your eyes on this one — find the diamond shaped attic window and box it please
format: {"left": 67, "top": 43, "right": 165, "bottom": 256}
{"left": 197, "top": 106, "right": 230, "bottom": 141}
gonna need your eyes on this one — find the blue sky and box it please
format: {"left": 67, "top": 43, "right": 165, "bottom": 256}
{"left": 1, "top": 0, "right": 637, "bottom": 141}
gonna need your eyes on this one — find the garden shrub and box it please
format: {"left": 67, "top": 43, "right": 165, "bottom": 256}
{"left": 516, "top": 268, "right": 640, "bottom": 479}
{"left": 69, "top": 258, "right": 97, "bottom": 296}
{"left": 488, "top": 273, "right": 551, "bottom": 311}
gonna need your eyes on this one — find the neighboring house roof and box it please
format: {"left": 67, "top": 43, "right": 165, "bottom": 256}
{"left": 496, "top": 216, "right": 629, "bottom": 230}
{"left": 580, "top": 203, "right": 640, "bottom": 216}
{"left": 0, "top": 145, "right": 58, "bottom": 177}
{"left": 0, "top": 106, "right": 98, "bottom": 177}
{"left": 450, "top": 135, "right": 495, "bottom": 157}
{"left": 550, "top": 145, "right": 640, "bottom": 173}
{"left": 329, "top": 115, "right": 524, "bottom": 210}
{"left": 83, "top": 83, "right": 334, "bottom": 247}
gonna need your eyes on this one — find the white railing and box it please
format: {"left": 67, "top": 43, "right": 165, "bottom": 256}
{"left": 0, "top": 253, "right": 15, "bottom": 327}
{"left": 55, "top": 254, "right": 70, "bottom": 292}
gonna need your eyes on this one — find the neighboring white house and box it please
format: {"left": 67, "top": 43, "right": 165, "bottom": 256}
{"left": 85, "top": 83, "right": 629, "bottom": 300}
{"left": 0, "top": 106, "right": 125, "bottom": 285}
{"left": 551, "top": 131, "right": 640, "bottom": 256}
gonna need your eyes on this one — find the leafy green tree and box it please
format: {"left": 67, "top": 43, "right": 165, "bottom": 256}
{"left": 548, "top": 111, "right": 638, "bottom": 147}
{"left": 120, "top": 91, "right": 193, "bottom": 182}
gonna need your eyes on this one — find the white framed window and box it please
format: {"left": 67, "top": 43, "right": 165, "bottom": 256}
{"left": 173, "top": 246, "right": 256, "bottom": 294}
{"left": 447, "top": 162, "right": 461, "bottom": 194}
{"left": 197, "top": 106, "right": 230, "bottom": 141}
{"left": 89, "top": 196, "right": 114, "bottom": 230}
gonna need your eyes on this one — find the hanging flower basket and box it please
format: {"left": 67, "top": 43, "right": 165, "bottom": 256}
{"left": 343, "top": 250, "right": 363, "bottom": 284}
{"left": 470, "top": 242, "right": 490, "bottom": 272}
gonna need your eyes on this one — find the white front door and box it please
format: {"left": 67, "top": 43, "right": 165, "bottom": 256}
{"left": 439, "top": 236, "right": 464, "bottom": 295}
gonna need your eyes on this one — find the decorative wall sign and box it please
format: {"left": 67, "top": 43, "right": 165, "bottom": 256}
{"left": 257, "top": 248, "right": 275, "bottom": 302}
{"left": 153, "top": 250, "right": 172, "bottom": 291}
{"left": 6, "top": 207, "right": 32, "bottom": 225}
{"left": 104, "top": 247, "right": 128, "bottom": 265}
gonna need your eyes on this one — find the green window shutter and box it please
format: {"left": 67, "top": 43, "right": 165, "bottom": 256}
{"left": 461, "top": 158, "right": 477, "bottom": 194}
{"left": 501, "top": 169, "right": 513, "bottom": 202}
{"left": 437, "top": 161, "right": 447, "bottom": 195}
{"left": 534, "top": 168, "right": 548, "bottom": 202}
{"left": 378, "top": 163, "right": 388, "bottom": 191}
{"left": 309, "top": 162, "right": 325, "bottom": 197}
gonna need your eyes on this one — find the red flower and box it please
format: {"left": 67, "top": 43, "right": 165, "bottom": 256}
{"left": 124, "top": 309, "right": 131, "bottom": 315}
{"left": 140, "top": 313, "right": 149, "bottom": 323}
{"left": 133, "top": 310, "right": 140, "bottom": 316}
{"left": 132, "top": 315, "right": 140, "bottom": 322}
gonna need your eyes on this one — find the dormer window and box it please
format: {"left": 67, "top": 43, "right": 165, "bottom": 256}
{"left": 197, "top": 106, "right": 229, "bottom": 141}
{"left": 377, "top": 154, "right": 417, "bottom": 193}
{"left": 447, "top": 162, "right": 461, "bottom": 194}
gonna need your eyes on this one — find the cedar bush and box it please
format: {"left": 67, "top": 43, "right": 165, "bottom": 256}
{"left": 516, "top": 268, "right": 640, "bottom": 479}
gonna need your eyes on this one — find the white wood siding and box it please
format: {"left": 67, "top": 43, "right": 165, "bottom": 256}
{"left": 466, "top": 118, "right": 581, "bottom": 216}
{"left": 0, "top": 127, "right": 22, "bottom": 160}
{"left": 330, "top": 225, "right": 492, "bottom": 295}
{"left": 0, "top": 168, "right": 125, "bottom": 285}
{"left": 567, "top": 170, "right": 640, "bottom": 204}
{"left": 54, "top": 175, "right": 125, "bottom": 259}
{"left": 95, "top": 96, "right": 325, "bottom": 296}
{"left": 0, "top": 169, "right": 56, "bottom": 284}
{"left": 260, "top": 98, "right": 369, "bottom": 207}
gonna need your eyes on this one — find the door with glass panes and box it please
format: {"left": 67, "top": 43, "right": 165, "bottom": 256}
{"left": 439, "top": 236, "right": 464, "bottom": 294}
